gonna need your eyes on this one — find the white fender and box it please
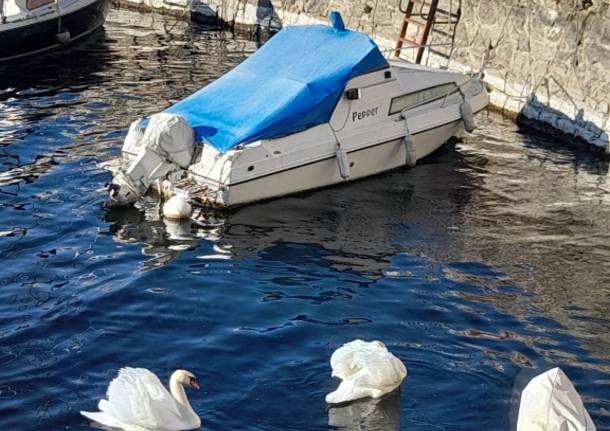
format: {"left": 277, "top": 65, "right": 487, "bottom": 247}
{"left": 55, "top": 30, "right": 70, "bottom": 44}
{"left": 460, "top": 100, "right": 476, "bottom": 133}
{"left": 401, "top": 115, "right": 416, "bottom": 168}
{"left": 336, "top": 148, "right": 350, "bottom": 179}
{"left": 162, "top": 195, "right": 192, "bottom": 220}
{"left": 403, "top": 133, "right": 416, "bottom": 168}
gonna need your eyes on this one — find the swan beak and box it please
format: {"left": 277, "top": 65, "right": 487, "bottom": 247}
{"left": 190, "top": 377, "right": 200, "bottom": 390}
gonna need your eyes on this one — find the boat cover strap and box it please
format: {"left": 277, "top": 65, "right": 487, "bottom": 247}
{"left": 164, "top": 12, "right": 388, "bottom": 152}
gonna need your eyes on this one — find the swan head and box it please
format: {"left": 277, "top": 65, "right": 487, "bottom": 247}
{"left": 171, "top": 369, "right": 200, "bottom": 390}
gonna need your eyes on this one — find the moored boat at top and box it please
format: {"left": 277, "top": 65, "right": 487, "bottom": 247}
{"left": 105, "top": 12, "right": 489, "bottom": 209}
{"left": 0, "top": 0, "right": 109, "bottom": 62}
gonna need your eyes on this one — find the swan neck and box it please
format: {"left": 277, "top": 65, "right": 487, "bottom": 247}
{"left": 170, "top": 376, "right": 192, "bottom": 409}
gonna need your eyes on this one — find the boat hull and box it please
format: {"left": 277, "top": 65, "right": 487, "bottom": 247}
{"left": 223, "top": 119, "right": 463, "bottom": 207}
{"left": 0, "top": 0, "right": 108, "bottom": 62}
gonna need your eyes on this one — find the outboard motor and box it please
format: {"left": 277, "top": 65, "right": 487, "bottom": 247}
{"left": 108, "top": 113, "right": 195, "bottom": 207}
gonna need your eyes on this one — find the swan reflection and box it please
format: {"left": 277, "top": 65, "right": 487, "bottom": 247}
{"left": 328, "top": 389, "right": 400, "bottom": 431}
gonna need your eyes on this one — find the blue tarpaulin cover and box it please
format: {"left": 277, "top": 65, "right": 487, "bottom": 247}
{"left": 164, "top": 12, "right": 388, "bottom": 152}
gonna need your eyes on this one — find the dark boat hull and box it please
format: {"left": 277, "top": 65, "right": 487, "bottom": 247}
{"left": 0, "top": 0, "right": 109, "bottom": 62}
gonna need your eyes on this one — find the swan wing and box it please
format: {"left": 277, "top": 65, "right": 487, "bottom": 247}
{"left": 327, "top": 340, "right": 407, "bottom": 403}
{"left": 94, "top": 368, "right": 186, "bottom": 430}
{"left": 330, "top": 339, "right": 368, "bottom": 380}
{"left": 351, "top": 347, "right": 406, "bottom": 390}
{"left": 331, "top": 340, "right": 406, "bottom": 385}
{"left": 135, "top": 370, "right": 199, "bottom": 429}
{"left": 326, "top": 371, "right": 381, "bottom": 404}
{"left": 81, "top": 409, "right": 129, "bottom": 430}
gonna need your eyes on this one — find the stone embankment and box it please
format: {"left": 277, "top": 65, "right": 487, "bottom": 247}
{"left": 113, "top": 0, "right": 610, "bottom": 153}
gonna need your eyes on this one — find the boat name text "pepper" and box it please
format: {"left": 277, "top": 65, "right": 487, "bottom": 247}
{"left": 352, "top": 107, "right": 379, "bottom": 122}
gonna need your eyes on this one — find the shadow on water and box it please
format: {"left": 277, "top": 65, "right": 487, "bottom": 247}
{"left": 0, "top": 28, "right": 113, "bottom": 151}
{"left": 515, "top": 114, "right": 610, "bottom": 177}
{"left": 518, "top": 94, "right": 609, "bottom": 154}
{"left": 0, "top": 28, "right": 112, "bottom": 96}
{"left": 0, "top": 30, "right": 114, "bottom": 185}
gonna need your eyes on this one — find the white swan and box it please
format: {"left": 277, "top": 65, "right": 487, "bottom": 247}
{"left": 81, "top": 368, "right": 201, "bottom": 431}
{"left": 326, "top": 339, "right": 407, "bottom": 404}
{"left": 517, "top": 367, "right": 596, "bottom": 431}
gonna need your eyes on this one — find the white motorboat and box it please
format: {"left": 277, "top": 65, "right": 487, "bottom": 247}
{"left": 106, "top": 12, "right": 488, "bottom": 209}
{"left": 0, "top": 0, "right": 108, "bottom": 62}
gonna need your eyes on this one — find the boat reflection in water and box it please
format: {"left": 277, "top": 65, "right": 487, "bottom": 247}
{"left": 328, "top": 390, "right": 401, "bottom": 431}
{"left": 103, "top": 139, "right": 469, "bottom": 274}
{"left": 104, "top": 196, "right": 229, "bottom": 271}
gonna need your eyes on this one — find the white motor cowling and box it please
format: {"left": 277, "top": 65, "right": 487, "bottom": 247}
{"left": 140, "top": 113, "right": 195, "bottom": 168}
{"left": 122, "top": 118, "right": 146, "bottom": 158}
{"left": 108, "top": 113, "right": 195, "bottom": 207}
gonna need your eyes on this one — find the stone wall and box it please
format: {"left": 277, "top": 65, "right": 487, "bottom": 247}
{"left": 113, "top": 0, "right": 610, "bottom": 152}
{"left": 449, "top": 0, "right": 610, "bottom": 151}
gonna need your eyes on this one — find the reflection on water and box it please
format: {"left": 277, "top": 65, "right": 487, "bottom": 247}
{"left": 328, "top": 390, "right": 400, "bottom": 430}
{"left": 105, "top": 198, "right": 229, "bottom": 270}
{"left": 103, "top": 143, "right": 469, "bottom": 275}
{"left": 1, "top": 6, "right": 610, "bottom": 431}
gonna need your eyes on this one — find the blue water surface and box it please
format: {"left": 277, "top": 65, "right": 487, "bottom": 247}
{"left": 1, "top": 8, "right": 609, "bottom": 431}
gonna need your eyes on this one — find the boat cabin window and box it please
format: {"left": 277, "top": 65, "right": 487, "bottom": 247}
{"left": 26, "top": 0, "right": 54, "bottom": 9}
{"left": 389, "top": 82, "right": 459, "bottom": 115}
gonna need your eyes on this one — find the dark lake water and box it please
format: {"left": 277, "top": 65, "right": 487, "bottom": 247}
{"left": 1, "top": 8, "right": 610, "bottom": 430}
